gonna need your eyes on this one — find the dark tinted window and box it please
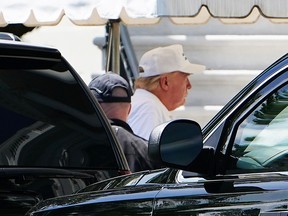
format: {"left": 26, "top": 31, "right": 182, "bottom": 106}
{"left": 0, "top": 57, "right": 118, "bottom": 170}
{"left": 0, "top": 110, "right": 116, "bottom": 169}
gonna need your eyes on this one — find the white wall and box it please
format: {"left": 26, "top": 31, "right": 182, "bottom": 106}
{"left": 127, "top": 17, "right": 288, "bottom": 127}
{"left": 22, "top": 16, "right": 288, "bottom": 127}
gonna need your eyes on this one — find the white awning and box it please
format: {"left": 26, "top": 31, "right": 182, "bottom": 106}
{"left": 1, "top": 0, "right": 288, "bottom": 27}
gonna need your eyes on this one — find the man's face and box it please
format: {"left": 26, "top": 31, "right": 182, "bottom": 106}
{"left": 166, "top": 71, "right": 191, "bottom": 110}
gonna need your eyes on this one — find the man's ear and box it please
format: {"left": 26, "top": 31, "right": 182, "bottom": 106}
{"left": 128, "top": 103, "right": 132, "bottom": 114}
{"left": 159, "top": 76, "right": 169, "bottom": 91}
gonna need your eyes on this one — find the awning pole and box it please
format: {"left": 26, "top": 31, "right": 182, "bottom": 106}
{"left": 111, "top": 21, "right": 120, "bottom": 74}
{"left": 105, "top": 23, "right": 113, "bottom": 73}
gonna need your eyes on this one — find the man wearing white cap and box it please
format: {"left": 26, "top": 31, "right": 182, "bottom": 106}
{"left": 128, "top": 44, "right": 205, "bottom": 140}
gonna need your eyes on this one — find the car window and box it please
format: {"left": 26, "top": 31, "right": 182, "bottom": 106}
{"left": 230, "top": 84, "right": 288, "bottom": 172}
{"left": 0, "top": 97, "right": 118, "bottom": 170}
{"left": 0, "top": 55, "right": 120, "bottom": 171}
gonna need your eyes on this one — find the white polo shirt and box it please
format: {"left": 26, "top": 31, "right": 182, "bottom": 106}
{"left": 128, "top": 89, "right": 172, "bottom": 140}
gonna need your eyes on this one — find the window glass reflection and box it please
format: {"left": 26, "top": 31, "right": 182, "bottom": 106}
{"left": 232, "top": 85, "right": 288, "bottom": 171}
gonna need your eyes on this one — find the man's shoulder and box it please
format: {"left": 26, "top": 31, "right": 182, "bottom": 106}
{"left": 132, "top": 89, "right": 158, "bottom": 102}
{"left": 131, "top": 89, "right": 166, "bottom": 111}
{"left": 112, "top": 125, "right": 148, "bottom": 142}
{"left": 110, "top": 119, "right": 133, "bottom": 133}
{"left": 111, "top": 125, "right": 148, "bottom": 155}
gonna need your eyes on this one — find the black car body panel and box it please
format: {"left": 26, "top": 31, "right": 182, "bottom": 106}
{"left": 0, "top": 39, "right": 130, "bottom": 215}
{"left": 28, "top": 55, "right": 288, "bottom": 214}
{"left": 30, "top": 184, "right": 162, "bottom": 215}
{"left": 28, "top": 169, "right": 288, "bottom": 215}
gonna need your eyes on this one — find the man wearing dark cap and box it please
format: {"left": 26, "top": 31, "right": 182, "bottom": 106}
{"left": 88, "top": 72, "right": 160, "bottom": 172}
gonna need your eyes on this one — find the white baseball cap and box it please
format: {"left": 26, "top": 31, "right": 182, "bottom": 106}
{"left": 138, "top": 44, "right": 205, "bottom": 77}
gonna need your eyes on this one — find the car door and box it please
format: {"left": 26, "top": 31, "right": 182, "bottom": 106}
{"left": 0, "top": 40, "right": 130, "bottom": 215}
{"left": 152, "top": 56, "right": 288, "bottom": 215}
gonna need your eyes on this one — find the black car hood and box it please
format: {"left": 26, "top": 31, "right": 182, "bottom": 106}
{"left": 0, "top": 40, "right": 128, "bottom": 173}
{"left": 30, "top": 184, "right": 162, "bottom": 215}
{"left": 28, "top": 168, "right": 170, "bottom": 214}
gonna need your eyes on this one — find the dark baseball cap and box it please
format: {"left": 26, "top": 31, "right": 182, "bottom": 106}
{"left": 88, "top": 72, "right": 132, "bottom": 103}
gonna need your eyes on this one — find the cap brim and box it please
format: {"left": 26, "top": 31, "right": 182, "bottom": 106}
{"left": 181, "top": 63, "right": 206, "bottom": 74}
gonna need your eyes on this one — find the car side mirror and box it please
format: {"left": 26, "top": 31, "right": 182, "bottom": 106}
{"left": 148, "top": 119, "right": 203, "bottom": 170}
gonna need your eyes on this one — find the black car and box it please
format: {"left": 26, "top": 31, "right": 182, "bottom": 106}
{"left": 0, "top": 35, "right": 131, "bottom": 215}
{"left": 27, "top": 51, "right": 288, "bottom": 216}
